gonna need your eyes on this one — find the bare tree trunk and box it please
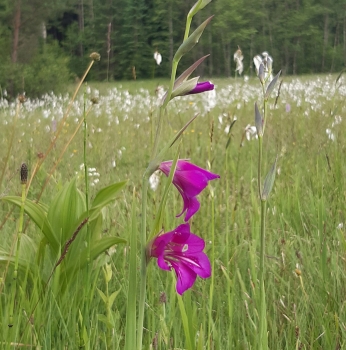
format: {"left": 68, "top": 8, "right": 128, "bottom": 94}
{"left": 168, "top": 0, "right": 173, "bottom": 68}
{"left": 11, "top": 1, "right": 21, "bottom": 63}
{"left": 225, "top": 43, "right": 230, "bottom": 77}
{"left": 322, "top": 13, "right": 329, "bottom": 71}
{"left": 89, "top": 0, "right": 94, "bottom": 22}
{"left": 78, "top": 0, "right": 85, "bottom": 57}
{"left": 344, "top": 14, "right": 346, "bottom": 66}
{"left": 331, "top": 22, "right": 339, "bottom": 72}
{"left": 292, "top": 37, "right": 300, "bottom": 75}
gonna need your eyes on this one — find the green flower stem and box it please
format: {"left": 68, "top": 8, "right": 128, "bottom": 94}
{"left": 125, "top": 190, "right": 138, "bottom": 350}
{"left": 207, "top": 191, "right": 215, "bottom": 350}
{"left": 137, "top": 7, "right": 205, "bottom": 347}
{"left": 105, "top": 277, "right": 111, "bottom": 349}
{"left": 137, "top": 172, "right": 149, "bottom": 350}
{"left": 150, "top": 107, "right": 164, "bottom": 161}
{"left": 136, "top": 47, "right": 178, "bottom": 350}
{"left": 258, "top": 136, "right": 263, "bottom": 200}
{"left": 258, "top": 96, "right": 268, "bottom": 349}
{"left": 183, "top": 14, "right": 193, "bottom": 41}
{"left": 259, "top": 199, "right": 268, "bottom": 349}
{"left": 8, "top": 182, "right": 26, "bottom": 327}
{"left": 81, "top": 93, "right": 91, "bottom": 347}
{"left": 161, "top": 59, "right": 179, "bottom": 111}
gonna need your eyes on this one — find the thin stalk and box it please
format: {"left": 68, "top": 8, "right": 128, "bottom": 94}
{"left": 259, "top": 199, "right": 268, "bottom": 349}
{"left": 183, "top": 14, "right": 192, "bottom": 41}
{"left": 26, "top": 59, "right": 96, "bottom": 192}
{"left": 8, "top": 180, "right": 26, "bottom": 328}
{"left": 258, "top": 137, "right": 263, "bottom": 200}
{"left": 0, "top": 100, "right": 20, "bottom": 189}
{"left": 137, "top": 172, "right": 149, "bottom": 350}
{"left": 150, "top": 107, "right": 164, "bottom": 161}
{"left": 105, "top": 278, "right": 111, "bottom": 349}
{"left": 125, "top": 189, "right": 138, "bottom": 350}
{"left": 81, "top": 92, "right": 91, "bottom": 348}
{"left": 257, "top": 92, "right": 268, "bottom": 348}
{"left": 161, "top": 59, "right": 178, "bottom": 111}
{"left": 35, "top": 105, "right": 93, "bottom": 201}
{"left": 207, "top": 193, "right": 215, "bottom": 350}
{"left": 207, "top": 120, "right": 215, "bottom": 349}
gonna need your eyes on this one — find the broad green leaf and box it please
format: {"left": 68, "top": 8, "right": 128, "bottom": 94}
{"left": 97, "top": 288, "right": 108, "bottom": 304}
{"left": 262, "top": 157, "right": 278, "bottom": 201}
{"left": 174, "top": 16, "right": 213, "bottom": 62}
{"left": 47, "top": 178, "right": 86, "bottom": 245}
{"left": 90, "top": 181, "right": 127, "bottom": 214}
{"left": 64, "top": 236, "right": 126, "bottom": 279}
{"left": 97, "top": 314, "right": 113, "bottom": 329}
{"left": 265, "top": 70, "right": 281, "bottom": 100}
{"left": 2, "top": 196, "right": 58, "bottom": 253}
{"left": 0, "top": 247, "right": 36, "bottom": 272}
{"left": 108, "top": 288, "right": 121, "bottom": 308}
{"left": 255, "top": 102, "right": 263, "bottom": 137}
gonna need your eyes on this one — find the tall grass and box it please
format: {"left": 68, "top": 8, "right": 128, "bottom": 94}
{"left": 0, "top": 73, "right": 345, "bottom": 348}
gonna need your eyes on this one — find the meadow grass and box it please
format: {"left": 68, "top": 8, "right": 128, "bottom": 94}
{"left": 0, "top": 73, "right": 346, "bottom": 349}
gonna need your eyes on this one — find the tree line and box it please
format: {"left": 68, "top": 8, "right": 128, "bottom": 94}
{"left": 0, "top": 0, "right": 345, "bottom": 96}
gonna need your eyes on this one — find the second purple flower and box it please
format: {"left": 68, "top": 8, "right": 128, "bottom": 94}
{"left": 159, "top": 160, "right": 220, "bottom": 221}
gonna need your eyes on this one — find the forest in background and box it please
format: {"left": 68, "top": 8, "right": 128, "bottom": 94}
{"left": 0, "top": 0, "right": 345, "bottom": 96}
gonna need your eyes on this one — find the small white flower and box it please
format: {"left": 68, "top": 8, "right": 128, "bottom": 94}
{"left": 153, "top": 51, "right": 162, "bottom": 65}
{"left": 245, "top": 124, "right": 257, "bottom": 141}
{"left": 326, "top": 128, "right": 335, "bottom": 141}
{"left": 149, "top": 170, "right": 160, "bottom": 191}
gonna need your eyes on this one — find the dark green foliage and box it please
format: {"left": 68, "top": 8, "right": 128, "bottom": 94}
{"left": 23, "top": 43, "right": 71, "bottom": 97}
{"left": 0, "top": 0, "right": 345, "bottom": 88}
{"left": 0, "top": 42, "right": 71, "bottom": 98}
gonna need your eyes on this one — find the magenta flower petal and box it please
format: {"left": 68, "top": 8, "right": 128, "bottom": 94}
{"left": 149, "top": 223, "right": 211, "bottom": 295}
{"left": 188, "top": 81, "right": 214, "bottom": 95}
{"left": 159, "top": 160, "right": 220, "bottom": 221}
{"left": 172, "top": 261, "right": 197, "bottom": 295}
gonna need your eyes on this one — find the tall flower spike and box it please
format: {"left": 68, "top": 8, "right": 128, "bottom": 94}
{"left": 159, "top": 160, "right": 220, "bottom": 221}
{"left": 149, "top": 223, "right": 211, "bottom": 295}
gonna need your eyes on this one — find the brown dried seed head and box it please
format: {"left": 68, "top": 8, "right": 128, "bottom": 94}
{"left": 90, "top": 97, "right": 99, "bottom": 104}
{"left": 20, "top": 163, "right": 28, "bottom": 184}
{"left": 18, "top": 94, "right": 26, "bottom": 103}
{"left": 90, "top": 52, "right": 101, "bottom": 61}
{"left": 159, "top": 292, "right": 167, "bottom": 304}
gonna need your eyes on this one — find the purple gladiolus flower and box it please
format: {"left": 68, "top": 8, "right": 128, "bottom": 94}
{"left": 149, "top": 223, "right": 211, "bottom": 295}
{"left": 187, "top": 81, "right": 214, "bottom": 95}
{"left": 159, "top": 160, "right": 220, "bottom": 221}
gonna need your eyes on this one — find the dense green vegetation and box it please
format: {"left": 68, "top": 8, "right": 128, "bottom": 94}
{"left": 0, "top": 0, "right": 345, "bottom": 96}
{"left": 0, "top": 73, "right": 346, "bottom": 348}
